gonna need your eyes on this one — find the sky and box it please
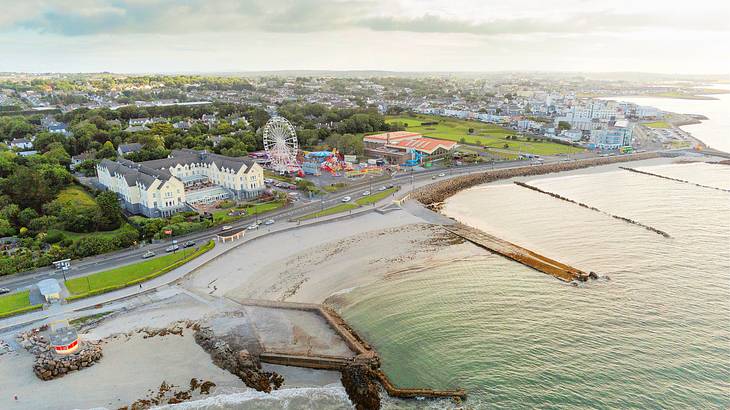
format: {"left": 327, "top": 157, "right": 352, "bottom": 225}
{"left": 1, "top": 0, "right": 729, "bottom": 74}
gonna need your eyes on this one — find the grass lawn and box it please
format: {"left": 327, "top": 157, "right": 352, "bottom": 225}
{"left": 322, "top": 182, "right": 347, "bottom": 193}
{"left": 57, "top": 222, "right": 135, "bottom": 242}
{"left": 65, "top": 242, "right": 213, "bottom": 296}
{"left": 643, "top": 121, "right": 671, "bottom": 129}
{"left": 297, "top": 203, "right": 358, "bottom": 221}
{"left": 0, "top": 290, "right": 31, "bottom": 313}
{"left": 356, "top": 188, "right": 398, "bottom": 205}
{"left": 55, "top": 185, "right": 97, "bottom": 207}
{"left": 385, "top": 114, "right": 583, "bottom": 156}
{"left": 212, "top": 200, "right": 285, "bottom": 224}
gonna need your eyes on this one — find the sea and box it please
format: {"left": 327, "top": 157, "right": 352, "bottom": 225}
{"left": 174, "top": 93, "right": 730, "bottom": 409}
{"left": 342, "top": 159, "right": 730, "bottom": 409}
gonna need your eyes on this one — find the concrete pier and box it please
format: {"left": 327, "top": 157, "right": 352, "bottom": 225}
{"left": 444, "top": 223, "right": 591, "bottom": 282}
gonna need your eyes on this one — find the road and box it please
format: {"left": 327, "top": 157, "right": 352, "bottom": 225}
{"left": 0, "top": 154, "right": 587, "bottom": 293}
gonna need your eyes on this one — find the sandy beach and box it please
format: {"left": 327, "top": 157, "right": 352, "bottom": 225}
{"left": 0, "top": 208, "right": 484, "bottom": 409}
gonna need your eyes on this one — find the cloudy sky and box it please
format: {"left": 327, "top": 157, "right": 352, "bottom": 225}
{"left": 1, "top": 0, "right": 729, "bottom": 74}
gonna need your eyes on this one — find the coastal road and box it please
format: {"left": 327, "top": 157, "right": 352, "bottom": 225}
{"left": 0, "top": 153, "right": 588, "bottom": 293}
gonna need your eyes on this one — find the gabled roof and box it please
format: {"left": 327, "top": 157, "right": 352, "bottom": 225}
{"left": 141, "top": 149, "right": 256, "bottom": 173}
{"left": 118, "top": 142, "right": 143, "bottom": 153}
{"left": 99, "top": 158, "right": 172, "bottom": 188}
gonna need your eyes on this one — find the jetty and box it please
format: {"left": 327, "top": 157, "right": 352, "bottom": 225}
{"left": 444, "top": 223, "right": 592, "bottom": 282}
{"left": 231, "top": 298, "right": 467, "bottom": 401}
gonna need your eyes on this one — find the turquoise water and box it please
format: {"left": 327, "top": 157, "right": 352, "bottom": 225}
{"left": 342, "top": 162, "right": 730, "bottom": 409}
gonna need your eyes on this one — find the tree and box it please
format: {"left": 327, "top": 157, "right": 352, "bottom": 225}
{"left": 3, "top": 167, "right": 54, "bottom": 211}
{"left": 17, "top": 208, "right": 39, "bottom": 228}
{"left": 95, "top": 191, "right": 122, "bottom": 230}
{"left": 558, "top": 121, "right": 571, "bottom": 131}
{"left": 96, "top": 141, "right": 117, "bottom": 160}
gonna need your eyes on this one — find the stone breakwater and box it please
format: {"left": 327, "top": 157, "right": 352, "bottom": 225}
{"left": 411, "top": 152, "right": 660, "bottom": 206}
{"left": 620, "top": 166, "right": 730, "bottom": 192}
{"left": 17, "top": 330, "right": 103, "bottom": 381}
{"left": 513, "top": 181, "right": 672, "bottom": 238}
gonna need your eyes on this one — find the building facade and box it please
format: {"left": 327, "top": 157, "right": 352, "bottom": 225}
{"left": 96, "top": 149, "right": 265, "bottom": 217}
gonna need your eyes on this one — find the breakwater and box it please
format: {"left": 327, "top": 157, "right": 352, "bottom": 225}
{"left": 513, "top": 181, "right": 671, "bottom": 238}
{"left": 232, "top": 299, "right": 467, "bottom": 407}
{"left": 620, "top": 166, "right": 730, "bottom": 192}
{"left": 411, "top": 152, "right": 660, "bottom": 205}
{"left": 444, "top": 223, "right": 595, "bottom": 282}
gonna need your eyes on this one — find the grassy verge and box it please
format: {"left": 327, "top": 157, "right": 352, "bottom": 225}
{"left": 212, "top": 200, "right": 285, "bottom": 224}
{"left": 297, "top": 203, "right": 358, "bottom": 221}
{"left": 58, "top": 222, "right": 135, "bottom": 242}
{"left": 643, "top": 121, "right": 671, "bottom": 129}
{"left": 356, "top": 188, "right": 398, "bottom": 205}
{"left": 0, "top": 290, "right": 42, "bottom": 319}
{"left": 297, "top": 187, "right": 400, "bottom": 221}
{"left": 65, "top": 240, "right": 215, "bottom": 301}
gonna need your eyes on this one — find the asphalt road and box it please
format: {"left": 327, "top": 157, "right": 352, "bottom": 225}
{"left": 0, "top": 155, "right": 581, "bottom": 293}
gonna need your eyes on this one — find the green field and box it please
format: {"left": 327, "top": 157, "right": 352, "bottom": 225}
{"left": 57, "top": 222, "right": 135, "bottom": 241}
{"left": 65, "top": 241, "right": 214, "bottom": 297}
{"left": 385, "top": 114, "right": 584, "bottom": 156}
{"left": 643, "top": 121, "right": 671, "bottom": 129}
{"left": 0, "top": 290, "right": 31, "bottom": 312}
{"left": 0, "top": 290, "right": 41, "bottom": 318}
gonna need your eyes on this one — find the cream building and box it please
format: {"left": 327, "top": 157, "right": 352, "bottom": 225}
{"left": 97, "top": 149, "right": 265, "bottom": 217}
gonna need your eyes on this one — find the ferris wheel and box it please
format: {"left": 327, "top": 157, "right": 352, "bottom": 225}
{"left": 263, "top": 116, "right": 299, "bottom": 173}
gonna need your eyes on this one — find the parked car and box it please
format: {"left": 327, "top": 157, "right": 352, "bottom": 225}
{"left": 142, "top": 251, "right": 155, "bottom": 259}
{"left": 221, "top": 225, "right": 233, "bottom": 231}
{"left": 0, "top": 287, "right": 11, "bottom": 295}
{"left": 183, "top": 240, "right": 196, "bottom": 248}
{"left": 165, "top": 245, "right": 179, "bottom": 253}
{"left": 341, "top": 196, "right": 352, "bottom": 202}
{"left": 362, "top": 191, "right": 370, "bottom": 196}
{"left": 264, "top": 219, "right": 275, "bottom": 225}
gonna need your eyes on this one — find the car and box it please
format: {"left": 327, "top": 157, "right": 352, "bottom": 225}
{"left": 438, "top": 173, "right": 446, "bottom": 177}
{"left": 362, "top": 191, "right": 370, "bottom": 196}
{"left": 165, "top": 245, "right": 179, "bottom": 253}
{"left": 264, "top": 219, "right": 275, "bottom": 225}
{"left": 341, "top": 196, "right": 352, "bottom": 202}
{"left": 142, "top": 251, "right": 155, "bottom": 259}
{"left": 183, "top": 240, "right": 196, "bottom": 248}
{"left": 431, "top": 175, "right": 436, "bottom": 180}
{"left": 386, "top": 184, "right": 394, "bottom": 189}
{"left": 0, "top": 287, "right": 10, "bottom": 295}
{"left": 378, "top": 186, "right": 387, "bottom": 191}
{"left": 247, "top": 223, "right": 259, "bottom": 230}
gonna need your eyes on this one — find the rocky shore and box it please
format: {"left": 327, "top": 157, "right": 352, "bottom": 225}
{"left": 193, "top": 325, "right": 284, "bottom": 393}
{"left": 411, "top": 152, "right": 660, "bottom": 205}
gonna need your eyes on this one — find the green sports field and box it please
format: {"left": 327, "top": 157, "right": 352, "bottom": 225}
{"left": 385, "top": 114, "right": 584, "bottom": 156}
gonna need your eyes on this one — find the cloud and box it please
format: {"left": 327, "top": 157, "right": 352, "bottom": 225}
{"left": 2, "top": 0, "right": 728, "bottom": 38}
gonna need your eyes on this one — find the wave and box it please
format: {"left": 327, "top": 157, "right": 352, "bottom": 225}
{"left": 153, "top": 385, "right": 352, "bottom": 410}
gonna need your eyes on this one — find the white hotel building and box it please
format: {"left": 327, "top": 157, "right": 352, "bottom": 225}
{"left": 97, "top": 149, "right": 265, "bottom": 217}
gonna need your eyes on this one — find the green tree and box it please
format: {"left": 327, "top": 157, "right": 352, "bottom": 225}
{"left": 96, "top": 141, "right": 117, "bottom": 160}
{"left": 95, "top": 191, "right": 122, "bottom": 230}
{"left": 558, "top": 121, "right": 571, "bottom": 131}
{"left": 3, "top": 167, "right": 54, "bottom": 211}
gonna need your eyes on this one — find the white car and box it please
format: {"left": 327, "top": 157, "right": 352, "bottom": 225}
{"left": 341, "top": 196, "right": 352, "bottom": 202}
{"left": 0, "top": 287, "right": 10, "bottom": 295}
{"left": 264, "top": 219, "right": 275, "bottom": 225}
{"left": 247, "top": 223, "right": 259, "bottom": 230}
{"left": 438, "top": 173, "right": 446, "bottom": 177}
{"left": 221, "top": 225, "right": 233, "bottom": 231}
{"left": 362, "top": 191, "right": 370, "bottom": 196}
{"left": 378, "top": 186, "right": 387, "bottom": 191}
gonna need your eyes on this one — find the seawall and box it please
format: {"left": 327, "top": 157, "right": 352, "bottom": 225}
{"left": 411, "top": 152, "right": 660, "bottom": 206}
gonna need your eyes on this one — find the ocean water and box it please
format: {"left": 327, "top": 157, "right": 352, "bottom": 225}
{"left": 341, "top": 161, "right": 730, "bottom": 409}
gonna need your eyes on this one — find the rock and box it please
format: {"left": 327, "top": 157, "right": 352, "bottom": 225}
{"left": 341, "top": 363, "right": 381, "bottom": 410}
